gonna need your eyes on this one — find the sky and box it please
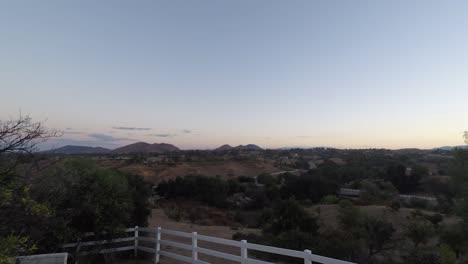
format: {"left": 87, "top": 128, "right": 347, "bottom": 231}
{"left": 1, "top": 0, "right": 468, "bottom": 150}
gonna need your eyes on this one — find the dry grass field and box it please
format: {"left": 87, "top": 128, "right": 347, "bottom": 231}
{"left": 100, "top": 159, "right": 280, "bottom": 184}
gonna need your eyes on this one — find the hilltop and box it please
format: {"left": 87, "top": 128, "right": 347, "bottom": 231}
{"left": 112, "top": 142, "right": 180, "bottom": 153}
{"left": 43, "top": 145, "right": 111, "bottom": 154}
{"left": 44, "top": 142, "right": 180, "bottom": 154}
{"left": 214, "top": 144, "right": 263, "bottom": 151}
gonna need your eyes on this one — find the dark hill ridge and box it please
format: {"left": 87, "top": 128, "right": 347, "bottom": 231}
{"left": 214, "top": 144, "right": 233, "bottom": 151}
{"left": 44, "top": 145, "right": 111, "bottom": 154}
{"left": 44, "top": 142, "right": 180, "bottom": 154}
{"left": 111, "top": 142, "right": 180, "bottom": 153}
{"left": 214, "top": 144, "right": 263, "bottom": 151}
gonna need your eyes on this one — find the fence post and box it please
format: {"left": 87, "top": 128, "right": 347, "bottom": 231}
{"left": 241, "top": 240, "right": 248, "bottom": 264}
{"left": 192, "top": 232, "right": 198, "bottom": 263}
{"left": 75, "top": 240, "right": 82, "bottom": 264}
{"left": 304, "top": 249, "right": 312, "bottom": 264}
{"left": 134, "top": 226, "right": 139, "bottom": 257}
{"left": 155, "top": 227, "right": 161, "bottom": 264}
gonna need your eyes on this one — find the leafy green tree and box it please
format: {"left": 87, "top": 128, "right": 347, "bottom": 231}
{"left": 440, "top": 223, "right": 467, "bottom": 258}
{"left": 337, "top": 200, "right": 363, "bottom": 231}
{"left": 280, "top": 172, "right": 338, "bottom": 202}
{"left": 362, "top": 215, "right": 395, "bottom": 259}
{"left": 334, "top": 201, "right": 395, "bottom": 263}
{"left": 257, "top": 173, "right": 276, "bottom": 185}
{"left": 386, "top": 163, "right": 422, "bottom": 193}
{"left": 405, "top": 250, "right": 441, "bottom": 264}
{"left": 264, "top": 199, "right": 318, "bottom": 236}
{"left": 32, "top": 159, "right": 151, "bottom": 251}
{"left": 0, "top": 115, "right": 58, "bottom": 262}
{"left": 405, "top": 217, "right": 434, "bottom": 249}
{"left": 258, "top": 199, "right": 318, "bottom": 253}
{"left": 439, "top": 244, "right": 457, "bottom": 264}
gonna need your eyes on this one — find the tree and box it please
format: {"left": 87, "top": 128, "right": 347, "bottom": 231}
{"left": 337, "top": 200, "right": 363, "bottom": 231}
{"left": 335, "top": 201, "right": 395, "bottom": 263}
{"left": 257, "top": 173, "right": 276, "bottom": 186}
{"left": 405, "top": 217, "right": 434, "bottom": 249}
{"left": 362, "top": 215, "right": 395, "bottom": 259}
{"left": 0, "top": 114, "right": 59, "bottom": 175}
{"left": 386, "top": 163, "right": 422, "bottom": 194}
{"left": 264, "top": 199, "right": 318, "bottom": 236}
{"left": 0, "top": 115, "right": 59, "bottom": 262}
{"left": 280, "top": 172, "right": 338, "bottom": 202}
{"left": 260, "top": 199, "right": 319, "bottom": 252}
{"left": 31, "top": 159, "right": 152, "bottom": 252}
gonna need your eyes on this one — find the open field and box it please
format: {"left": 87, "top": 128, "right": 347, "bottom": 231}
{"left": 99, "top": 160, "right": 280, "bottom": 184}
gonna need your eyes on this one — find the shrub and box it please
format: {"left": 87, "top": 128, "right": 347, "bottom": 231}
{"left": 321, "top": 195, "right": 339, "bottom": 204}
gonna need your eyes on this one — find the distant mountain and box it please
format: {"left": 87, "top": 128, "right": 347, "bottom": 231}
{"left": 112, "top": 142, "right": 180, "bottom": 153}
{"left": 44, "top": 145, "right": 111, "bottom": 154}
{"left": 434, "top": 145, "right": 468, "bottom": 151}
{"left": 214, "top": 144, "right": 263, "bottom": 151}
{"left": 214, "top": 144, "right": 234, "bottom": 151}
{"left": 236, "top": 144, "right": 263, "bottom": 151}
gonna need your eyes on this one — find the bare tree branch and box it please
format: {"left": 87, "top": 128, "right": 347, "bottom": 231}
{"left": 0, "top": 114, "right": 62, "bottom": 176}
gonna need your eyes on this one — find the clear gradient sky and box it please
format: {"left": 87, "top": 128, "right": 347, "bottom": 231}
{"left": 1, "top": 0, "right": 467, "bottom": 150}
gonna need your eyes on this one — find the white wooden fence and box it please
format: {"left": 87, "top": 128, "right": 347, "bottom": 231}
{"left": 63, "top": 226, "right": 355, "bottom": 264}
{"left": 16, "top": 253, "right": 68, "bottom": 264}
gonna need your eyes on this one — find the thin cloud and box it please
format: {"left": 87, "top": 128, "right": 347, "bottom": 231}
{"left": 152, "top": 133, "right": 175, "bottom": 138}
{"left": 64, "top": 131, "right": 82, "bottom": 135}
{"left": 112, "top": 126, "right": 151, "bottom": 131}
{"left": 88, "top": 133, "right": 132, "bottom": 142}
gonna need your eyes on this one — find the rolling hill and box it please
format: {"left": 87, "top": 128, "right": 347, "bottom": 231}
{"left": 112, "top": 142, "right": 180, "bottom": 153}
{"left": 214, "top": 144, "right": 263, "bottom": 151}
{"left": 43, "top": 145, "right": 111, "bottom": 154}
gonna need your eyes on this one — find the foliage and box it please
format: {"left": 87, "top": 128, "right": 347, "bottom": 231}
{"left": 439, "top": 244, "right": 457, "bottom": 264}
{"left": 158, "top": 175, "right": 241, "bottom": 208}
{"left": 405, "top": 250, "right": 441, "bottom": 264}
{"left": 0, "top": 115, "right": 58, "bottom": 260}
{"left": 31, "top": 159, "right": 151, "bottom": 251}
{"left": 440, "top": 223, "right": 467, "bottom": 257}
{"left": 257, "top": 173, "right": 276, "bottom": 185}
{"left": 386, "top": 163, "right": 423, "bottom": 194}
{"left": 320, "top": 195, "right": 339, "bottom": 204}
{"left": 360, "top": 179, "right": 397, "bottom": 204}
{"left": 262, "top": 199, "right": 318, "bottom": 236}
{"left": 279, "top": 172, "right": 338, "bottom": 202}
{"left": 0, "top": 236, "right": 36, "bottom": 264}
{"left": 405, "top": 216, "right": 434, "bottom": 249}
{"left": 327, "top": 201, "right": 396, "bottom": 263}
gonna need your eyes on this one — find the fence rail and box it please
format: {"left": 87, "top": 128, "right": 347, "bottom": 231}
{"left": 63, "top": 226, "right": 355, "bottom": 264}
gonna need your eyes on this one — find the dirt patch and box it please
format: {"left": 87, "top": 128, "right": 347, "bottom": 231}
{"left": 100, "top": 160, "right": 280, "bottom": 184}
{"left": 139, "top": 209, "right": 260, "bottom": 264}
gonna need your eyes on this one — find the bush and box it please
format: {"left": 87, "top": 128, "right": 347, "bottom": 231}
{"left": 31, "top": 159, "right": 152, "bottom": 251}
{"left": 238, "top": 176, "right": 255, "bottom": 183}
{"left": 360, "top": 179, "right": 397, "bottom": 205}
{"left": 158, "top": 175, "right": 240, "bottom": 208}
{"left": 389, "top": 198, "right": 401, "bottom": 211}
{"left": 163, "top": 205, "right": 181, "bottom": 221}
{"left": 321, "top": 195, "right": 339, "bottom": 204}
{"left": 280, "top": 173, "right": 338, "bottom": 203}
{"left": 408, "top": 197, "right": 430, "bottom": 210}
{"left": 257, "top": 173, "right": 276, "bottom": 185}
